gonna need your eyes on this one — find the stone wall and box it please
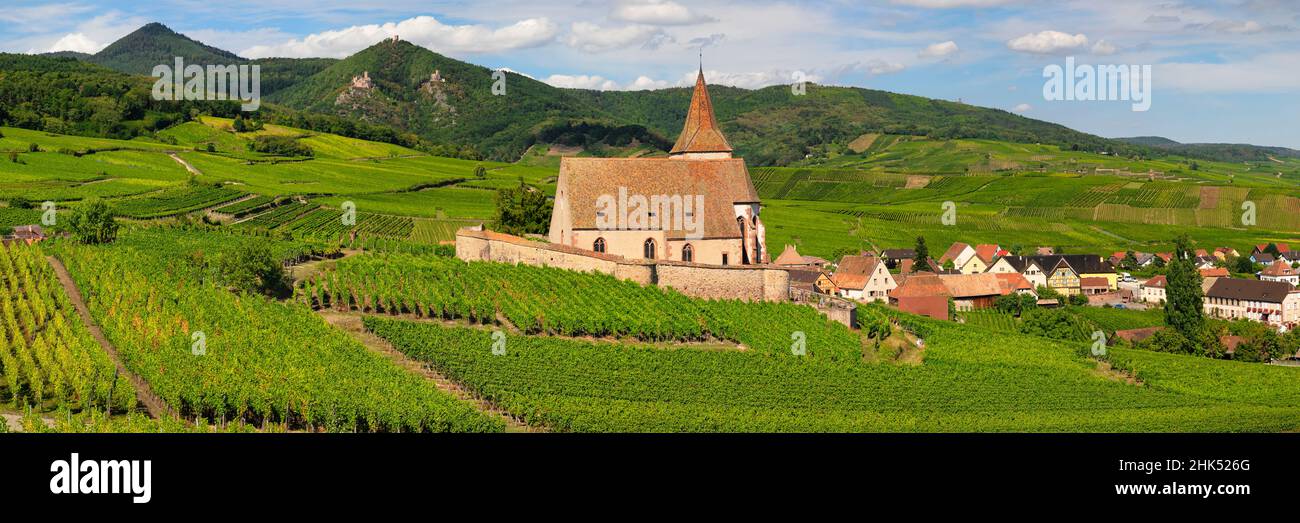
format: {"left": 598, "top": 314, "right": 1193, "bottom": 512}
{"left": 457, "top": 227, "right": 789, "bottom": 302}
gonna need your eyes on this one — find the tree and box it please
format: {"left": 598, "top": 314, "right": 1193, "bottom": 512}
{"left": 1265, "top": 243, "right": 1282, "bottom": 257}
{"left": 1164, "top": 234, "right": 1205, "bottom": 338}
{"left": 1067, "top": 293, "right": 1089, "bottom": 306}
{"left": 8, "top": 196, "right": 33, "bottom": 209}
{"left": 1232, "top": 255, "right": 1256, "bottom": 275}
{"left": 217, "top": 243, "right": 291, "bottom": 298}
{"left": 913, "top": 236, "right": 929, "bottom": 267}
{"left": 66, "top": 198, "right": 118, "bottom": 244}
{"left": 474, "top": 165, "right": 487, "bottom": 179}
{"left": 493, "top": 178, "right": 552, "bottom": 236}
{"left": 1119, "top": 250, "right": 1138, "bottom": 270}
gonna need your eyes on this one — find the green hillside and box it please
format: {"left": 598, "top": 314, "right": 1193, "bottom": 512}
{"left": 86, "top": 23, "right": 336, "bottom": 97}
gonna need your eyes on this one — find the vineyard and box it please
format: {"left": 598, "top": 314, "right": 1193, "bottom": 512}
{"left": 51, "top": 239, "right": 502, "bottom": 433}
{"left": 364, "top": 315, "right": 1300, "bottom": 432}
{"left": 0, "top": 243, "right": 135, "bottom": 413}
{"left": 299, "top": 254, "right": 866, "bottom": 362}
{"left": 110, "top": 185, "right": 244, "bottom": 218}
{"left": 214, "top": 195, "right": 276, "bottom": 217}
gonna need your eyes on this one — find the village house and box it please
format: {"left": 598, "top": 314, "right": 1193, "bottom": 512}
{"left": 956, "top": 244, "right": 1002, "bottom": 274}
{"left": 832, "top": 254, "right": 896, "bottom": 302}
{"left": 889, "top": 273, "right": 952, "bottom": 320}
{"left": 879, "top": 248, "right": 915, "bottom": 270}
{"left": 937, "top": 242, "right": 976, "bottom": 272}
{"left": 548, "top": 69, "right": 766, "bottom": 266}
{"left": 788, "top": 268, "right": 836, "bottom": 295}
{"left": 1203, "top": 278, "right": 1300, "bottom": 330}
{"left": 1199, "top": 267, "right": 1230, "bottom": 278}
{"left": 1213, "top": 247, "right": 1240, "bottom": 261}
{"left": 936, "top": 273, "right": 1030, "bottom": 312}
{"left": 1260, "top": 259, "right": 1299, "bottom": 287}
{"left": 773, "top": 244, "right": 829, "bottom": 270}
{"left": 986, "top": 255, "right": 1049, "bottom": 288}
{"left": 1080, "top": 277, "right": 1110, "bottom": 295}
{"left": 1140, "top": 275, "right": 1167, "bottom": 303}
{"left": 4, "top": 224, "right": 47, "bottom": 246}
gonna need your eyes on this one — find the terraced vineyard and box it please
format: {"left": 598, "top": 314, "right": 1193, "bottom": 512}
{"left": 52, "top": 237, "right": 502, "bottom": 433}
{"left": 365, "top": 316, "right": 1300, "bottom": 432}
{"left": 111, "top": 185, "right": 244, "bottom": 218}
{"left": 0, "top": 242, "right": 136, "bottom": 413}
{"left": 300, "top": 254, "right": 866, "bottom": 362}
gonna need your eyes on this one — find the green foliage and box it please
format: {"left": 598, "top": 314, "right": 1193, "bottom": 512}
{"left": 8, "top": 196, "right": 33, "bottom": 209}
{"left": 247, "top": 135, "right": 313, "bottom": 157}
{"left": 215, "top": 243, "right": 291, "bottom": 298}
{"left": 1164, "top": 236, "right": 1205, "bottom": 337}
{"left": 0, "top": 242, "right": 136, "bottom": 413}
{"left": 913, "top": 236, "right": 929, "bottom": 266}
{"left": 1067, "top": 293, "right": 1089, "bottom": 306}
{"left": 67, "top": 198, "right": 119, "bottom": 244}
{"left": 492, "top": 178, "right": 552, "bottom": 236}
{"left": 994, "top": 292, "right": 1038, "bottom": 316}
{"left": 1019, "top": 308, "right": 1092, "bottom": 341}
{"left": 51, "top": 236, "right": 502, "bottom": 432}
{"left": 304, "top": 254, "right": 867, "bottom": 362}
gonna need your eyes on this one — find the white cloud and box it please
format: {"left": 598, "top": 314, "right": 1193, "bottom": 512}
{"left": 0, "top": 3, "right": 95, "bottom": 31}
{"left": 1159, "top": 52, "right": 1300, "bottom": 93}
{"left": 544, "top": 74, "right": 620, "bottom": 90}
{"left": 564, "top": 22, "right": 666, "bottom": 53}
{"left": 1186, "top": 20, "right": 1282, "bottom": 34}
{"left": 891, "top": 0, "right": 1017, "bottom": 7}
{"left": 862, "top": 60, "right": 906, "bottom": 75}
{"left": 1006, "top": 30, "right": 1088, "bottom": 54}
{"left": 46, "top": 32, "right": 101, "bottom": 54}
{"left": 919, "top": 40, "right": 959, "bottom": 58}
{"left": 1012, "top": 103, "right": 1031, "bottom": 113}
{"left": 610, "top": 0, "right": 716, "bottom": 25}
{"left": 240, "top": 15, "right": 559, "bottom": 58}
{"left": 28, "top": 11, "right": 146, "bottom": 54}
{"left": 627, "top": 75, "right": 672, "bottom": 90}
{"left": 1090, "top": 39, "right": 1117, "bottom": 55}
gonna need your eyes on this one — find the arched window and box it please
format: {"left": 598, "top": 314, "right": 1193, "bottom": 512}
{"left": 593, "top": 237, "right": 606, "bottom": 253}
{"left": 682, "top": 243, "right": 694, "bottom": 262}
{"left": 737, "top": 216, "right": 749, "bottom": 264}
{"left": 752, "top": 215, "right": 758, "bottom": 227}
{"left": 753, "top": 243, "right": 762, "bottom": 265}
{"left": 643, "top": 238, "right": 656, "bottom": 259}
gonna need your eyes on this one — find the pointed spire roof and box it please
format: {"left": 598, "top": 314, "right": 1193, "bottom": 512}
{"left": 670, "top": 68, "right": 733, "bottom": 156}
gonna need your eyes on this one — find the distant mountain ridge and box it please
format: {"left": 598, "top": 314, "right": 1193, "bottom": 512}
{"left": 19, "top": 22, "right": 1289, "bottom": 166}
{"left": 1116, "top": 136, "right": 1300, "bottom": 162}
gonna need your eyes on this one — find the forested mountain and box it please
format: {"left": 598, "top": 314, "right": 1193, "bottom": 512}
{"left": 12, "top": 21, "right": 1285, "bottom": 166}
{"left": 1117, "top": 136, "right": 1300, "bottom": 162}
{"left": 85, "top": 23, "right": 335, "bottom": 97}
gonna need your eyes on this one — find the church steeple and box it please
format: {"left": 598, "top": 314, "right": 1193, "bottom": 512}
{"left": 669, "top": 68, "right": 733, "bottom": 158}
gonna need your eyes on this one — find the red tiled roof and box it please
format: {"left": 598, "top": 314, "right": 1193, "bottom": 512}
{"left": 669, "top": 70, "right": 733, "bottom": 155}
{"left": 889, "top": 273, "right": 950, "bottom": 298}
{"left": 1144, "top": 275, "right": 1167, "bottom": 288}
{"left": 938, "top": 273, "right": 1015, "bottom": 298}
{"left": 773, "top": 244, "right": 804, "bottom": 265}
{"left": 554, "top": 157, "right": 759, "bottom": 240}
{"left": 1261, "top": 259, "right": 1297, "bottom": 277}
{"left": 831, "top": 255, "right": 884, "bottom": 290}
{"left": 974, "top": 244, "right": 1000, "bottom": 263}
{"left": 1199, "top": 267, "right": 1230, "bottom": 277}
{"left": 939, "top": 242, "right": 971, "bottom": 264}
{"left": 1080, "top": 276, "right": 1109, "bottom": 288}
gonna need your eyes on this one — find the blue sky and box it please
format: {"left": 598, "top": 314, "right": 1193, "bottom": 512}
{"left": 4, "top": 0, "right": 1299, "bottom": 148}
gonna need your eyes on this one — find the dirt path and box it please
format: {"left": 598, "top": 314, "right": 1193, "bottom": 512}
{"left": 317, "top": 310, "right": 540, "bottom": 432}
{"left": 46, "top": 256, "right": 172, "bottom": 419}
{"left": 168, "top": 153, "right": 203, "bottom": 176}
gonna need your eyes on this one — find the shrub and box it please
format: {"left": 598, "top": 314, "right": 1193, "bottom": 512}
{"left": 67, "top": 198, "right": 119, "bottom": 244}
